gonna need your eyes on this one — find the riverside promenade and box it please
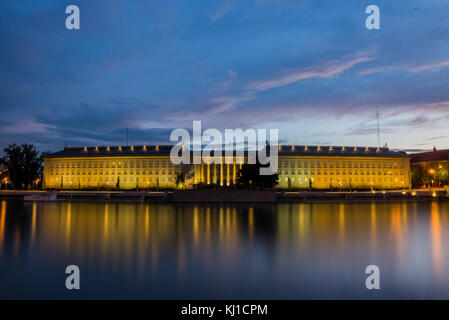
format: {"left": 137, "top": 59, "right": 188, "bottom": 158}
{"left": 0, "top": 189, "right": 447, "bottom": 203}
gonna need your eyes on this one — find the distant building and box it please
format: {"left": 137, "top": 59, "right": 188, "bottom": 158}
{"left": 0, "top": 162, "right": 9, "bottom": 187}
{"left": 43, "top": 145, "right": 411, "bottom": 190}
{"left": 410, "top": 147, "right": 449, "bottom": 187}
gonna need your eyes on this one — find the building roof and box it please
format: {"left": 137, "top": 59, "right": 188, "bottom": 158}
{"left": 45, "top": 145, "right": 174, "bottom": 158}
{"left": 410, "top": 149, "right": 449, "bottom": 163}
{"left": 277, "top": 145, "right": 407, "bottom": 157}
{"left": 45, "top": 145, "right": 409, "bottom": 159}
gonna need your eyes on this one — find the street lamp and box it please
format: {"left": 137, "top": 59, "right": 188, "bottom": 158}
{"left": 429, "top": 169, "right": 436, "bottom": 187}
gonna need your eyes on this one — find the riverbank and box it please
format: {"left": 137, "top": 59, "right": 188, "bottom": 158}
{"left": 0, "top": 189, "right": 447, "bottom": 203}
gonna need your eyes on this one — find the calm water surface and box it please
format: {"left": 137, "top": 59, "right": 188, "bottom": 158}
{"left": 0, "top": 199, "right": 448, "bottom": 299}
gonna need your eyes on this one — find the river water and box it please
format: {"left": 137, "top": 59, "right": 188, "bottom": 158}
{"left": 0, "top": 199, "right": 448, "bottom": 299}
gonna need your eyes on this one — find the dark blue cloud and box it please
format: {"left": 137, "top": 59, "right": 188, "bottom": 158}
{"left": 1, "top": 0, "right": 449, "bottom": 153}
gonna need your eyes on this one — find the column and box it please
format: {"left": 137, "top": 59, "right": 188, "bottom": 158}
{"left": 207, "top": 164, "right": 210, "bottom": 184}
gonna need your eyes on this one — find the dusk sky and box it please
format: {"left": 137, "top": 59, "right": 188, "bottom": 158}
{"left": 1, "top": 0, "right": 449, "bottom": 153}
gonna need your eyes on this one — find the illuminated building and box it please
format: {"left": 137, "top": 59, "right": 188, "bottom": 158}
{"left": 43, "top": 145, "right": 411, "bottom": 190}
{"left": 410, "top": 147, "right": 449, "bottom": 187}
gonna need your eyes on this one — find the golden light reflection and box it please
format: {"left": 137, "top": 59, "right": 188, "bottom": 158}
{"left": 193, "top": 206, "right": 199, "bottom": 247}
{"left": 430, "top": 202, "right": 443, "bottom": 278}
{"left": 31, "top": 202, "right": 37, "bottom": 247}
{"left": 0, "top": 200, "right": 6, "bottom": 252}
{"left": 390, "top": 204, "right": 404, "bottom": 266}
{"left": 248, "top": 207, "right": 254, "bottom": 242}
{"left": 338, "top": 203, "right": 345, "bottom": 244}
{"left": 6, "top": 200, "right": 448, "bottom": 291}
{"left": 370, "top": 203, "right": 377, "bottom": 253}
{"left": 104, "top": 203, "right": 109, "bottom": 243}
{"left": 66, "top": 202, "right": 71, "bottom": 248}
{"left": 144, "top": 205, "right": 149, "bottom": 240}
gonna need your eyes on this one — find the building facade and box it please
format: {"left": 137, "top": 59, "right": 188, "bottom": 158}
{"left": 43, "top": 145, "right": 411, "bottom": 190}
{"left": 410, "top": 147, "right": 449, "bottom": 187}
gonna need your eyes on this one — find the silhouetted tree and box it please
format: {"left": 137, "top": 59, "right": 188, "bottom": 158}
{"left": 3, "top": 144, "right": 44, "bottom": 189}
{"left": 237, "top": 161, "right": 278, "bottom": 190}
{"left": 116, "top": 176, "right": 120, "bottom": 190}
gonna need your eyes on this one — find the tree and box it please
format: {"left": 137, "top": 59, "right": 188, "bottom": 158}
{"left": 237, "top": 161, "right": 279, "bottom": 190}
{"left": 287, "top": 177, "right": 292, "bottom": 191}
{"left": 176, "top": 171, "right": 186, "bottom": 189}
{"left": 3, "top": 144, "right": 44, "bottom": 189}
{"left": 116, "top": 176, "right": 120, "bottom": 190}
{"left": 309, "top": 178, "right": 313, "bottom": 191}
{"left": 174, "top": 163, "right": 193, "bottom": 189}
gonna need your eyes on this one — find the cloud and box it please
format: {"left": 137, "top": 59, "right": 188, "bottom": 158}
{"left": 210, "top": 1, "right": 235, "bottom": 23}
{"left": 206, "top": 93, "right": 254, "bottom": 114}
{"left": 248, "top": 54, "right": 373, "bottom": 91}
{"left": 359, "top": 58, "right": 449, "bottom": 76}
{"left": 228, "top": 69, "right": 238, "bottom": 77}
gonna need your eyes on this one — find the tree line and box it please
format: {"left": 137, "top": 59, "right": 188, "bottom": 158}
{"left": 1, "top": 144, "right": 48, "bottom": 190}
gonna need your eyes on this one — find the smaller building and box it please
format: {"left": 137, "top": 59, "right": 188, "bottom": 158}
{"left": 410, "top": 147, "right": 449, "bottom": 187}
{"left": 0, "top": 162, "right": 9, "bottom": 188}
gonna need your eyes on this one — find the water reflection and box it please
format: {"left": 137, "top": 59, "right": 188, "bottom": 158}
{"left": 430, "top": 202, "right": 442, "bottom": 278}
{"left": 0, "top": 200, "right": 6, "bottom": 252}
{"left": 0, "top": 200, "right": 448, "bottom": 299}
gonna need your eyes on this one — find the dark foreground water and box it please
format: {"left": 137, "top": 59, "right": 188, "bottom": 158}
{"left": 0, "top": 199, "right": 448, "bottom": 299}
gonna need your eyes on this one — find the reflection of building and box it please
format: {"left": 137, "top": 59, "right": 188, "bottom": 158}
{"left": 410, "top": 147, "right": 449, "bottom": 187}
{"left": 43, "top": 145, "right": 411, "bottom": 190}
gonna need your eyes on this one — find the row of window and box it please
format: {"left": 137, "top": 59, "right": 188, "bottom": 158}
{"left": 50, "top": 177, "right": 174, "bottom": 183}
{"left": 278, "top": 160, "right": 406, "bottom": 169}
{"left": 278, "top": 169, "right": 406, "bottom": 176}
{"left": 46, "top": 159, "right": 173, "bottom": 169}
{"left": 279, "top": 177, "right": 405, "bottom": 183}
{"left": 48, "top": 169, "right": 174, "bottom": 176}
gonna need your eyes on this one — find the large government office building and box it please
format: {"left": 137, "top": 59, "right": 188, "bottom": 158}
{"left": 43, "top": 144, "right": 411, "bottom": 190}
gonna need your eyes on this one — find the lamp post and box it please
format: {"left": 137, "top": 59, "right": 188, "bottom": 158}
{"left": 429, "top": 168, "right": 436, "bottom": 188}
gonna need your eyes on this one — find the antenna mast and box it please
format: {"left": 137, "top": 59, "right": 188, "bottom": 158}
{"left": 376, "top": 110, "right": 380, "bottom": 148}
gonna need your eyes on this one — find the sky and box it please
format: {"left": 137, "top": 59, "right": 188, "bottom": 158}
{"left": 1, "top": 0, "right": 449, "bottom": 153}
